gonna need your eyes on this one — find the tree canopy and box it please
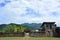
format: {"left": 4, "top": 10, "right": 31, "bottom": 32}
{"left": 0, "top": 23, "right": 27, "bottom": 32}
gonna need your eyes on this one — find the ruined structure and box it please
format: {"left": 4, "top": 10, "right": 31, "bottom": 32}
{"left": 0, "top": 22, "right": 60, "bottom": 37}
{"left": 29, "top": 22, "right": 60, "bottom": 37}
{"left": 41, "top": 22, "right": 56, "bottom": 37}
{"left": 55, "top": 27, "right": 60, "bottom": 37}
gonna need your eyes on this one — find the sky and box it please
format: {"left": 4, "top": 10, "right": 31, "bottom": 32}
{"left": 0, "top": 0, "right": 60, "bottom": 26}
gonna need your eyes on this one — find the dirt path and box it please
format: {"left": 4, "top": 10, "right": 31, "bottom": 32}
{"left": 24, "top": 33, "right": 30, "bottom": 40}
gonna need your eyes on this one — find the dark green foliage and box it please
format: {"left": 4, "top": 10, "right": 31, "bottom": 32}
{"left": 0, "top": 23, "right": 42, "bottom": 32}
{"left": 21, "top": 23, "right": 42, "bottom": 30}
{"left": 0, "top": 23, "right": 27, "bottom": 32}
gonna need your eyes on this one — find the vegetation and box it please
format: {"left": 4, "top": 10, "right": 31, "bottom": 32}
{"left": 0, "top": 37, "right": 60, "bottom": 40}
{"left": 0, "top": 23, "right": 27, "bottom": 32}
{"left": 0, "top": 23, "right": 42, "bottom": 32}
{"left": 21, "top": 23, "right": 42, "bottom": 30}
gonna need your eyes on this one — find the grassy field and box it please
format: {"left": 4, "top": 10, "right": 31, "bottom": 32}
{"left": 0, "top": 37, "right": 60, "bottom": 40}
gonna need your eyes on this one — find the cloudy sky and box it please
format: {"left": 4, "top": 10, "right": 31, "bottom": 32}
{"left": 0, "top": 0, "right": 60, "bottom": 26}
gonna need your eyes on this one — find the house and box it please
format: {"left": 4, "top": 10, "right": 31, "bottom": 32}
{"left": 0, "top": 22, "right": 60, "bottom": 37}
{"left": 29, "top": 22, "right": 60, "bottom": 37}
{"left": 41, "top": 22, "right": 56, "bottom": 37}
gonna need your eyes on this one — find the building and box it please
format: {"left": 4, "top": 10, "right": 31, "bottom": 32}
{"left": 41, "top": 22, "right": 56, "bottom": 37}
{"left": 55, "top": 27, "right": 60, "bottom": 37}
{"left": 30, "top": 22, "right": 60, "bottom": 37}
{"left": 0, "top": 22, "right": 60, "bottom": 37}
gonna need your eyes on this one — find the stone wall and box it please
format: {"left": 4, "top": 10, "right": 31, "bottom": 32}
{"left": 29, "top": 32, "right": 46, "bottom": 37}
{"left": 0, "top": 32, "right": 25, "bottom": 37}
{"left": 54, "top": 27, "right": 60, "bottom": 37}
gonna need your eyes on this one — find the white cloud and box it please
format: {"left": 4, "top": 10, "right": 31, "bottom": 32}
{"left": 0, "top": 0, "right": 60, "bottom": 26}
{"left": 0, "top": 0, "right": 4, "bottom": 3}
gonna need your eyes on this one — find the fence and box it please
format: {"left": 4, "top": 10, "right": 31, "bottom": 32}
{"left": 0, "top": 32, "right": 25, "bottom": 37}
{"left": 29, "top": 32, "right": 47, "bottom": 37}
{"left": 0, "top": 32, "right": 60, "bottom": 37}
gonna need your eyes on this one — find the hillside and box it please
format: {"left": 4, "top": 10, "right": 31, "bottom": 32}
{"left": 0, "top": 23, "right": 42, "bottom": 32}
{"left": 21, "top": 23, "right": 42, "bottom": 30}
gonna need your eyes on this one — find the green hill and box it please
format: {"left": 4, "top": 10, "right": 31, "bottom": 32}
{"left": 21, "top": 23, "right": 42, "bottom": 30}
{"left": 0, "top": 23, "right": 42, "bottom": 32}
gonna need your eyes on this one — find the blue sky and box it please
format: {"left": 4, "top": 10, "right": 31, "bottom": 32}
{"left": 0, "top": 0, "right": 60, "bottom": 26}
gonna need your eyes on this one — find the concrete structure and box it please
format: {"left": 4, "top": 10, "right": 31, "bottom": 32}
{"left": 0, "top": 32, "right": 25, "bottom": 37}
{"left": 41, "top": 22, "right": 56, "bottom": 37}
{"left": 0, "top": 22, "right": 60, "bottom": 37}
{"left": 55, "top": 27, "right": 60, "bottom": 37}
{"left": 29, "top": 22, "right": 60, "bottom": 37}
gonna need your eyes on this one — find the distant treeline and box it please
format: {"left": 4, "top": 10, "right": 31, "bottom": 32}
{"left": 0, "top": 23, "right": 42, "bottom": 32}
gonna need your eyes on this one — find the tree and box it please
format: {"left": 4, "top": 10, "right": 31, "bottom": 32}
{"left": 20, "top": 26, "right": 26, "bottom": 32}
{"left": 3, "top": 23, "right": 27, "bottom": 32}
{"left": 3, "top": 23, "right": 17, "bottom": 32}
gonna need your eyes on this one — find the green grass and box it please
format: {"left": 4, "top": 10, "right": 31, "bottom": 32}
{"left": 0, "top": 37, "right": 60, "bottom": 40}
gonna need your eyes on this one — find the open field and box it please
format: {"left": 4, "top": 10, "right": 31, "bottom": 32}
{"left": 0, "top": 37, "right": 60, "bottom": 40}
